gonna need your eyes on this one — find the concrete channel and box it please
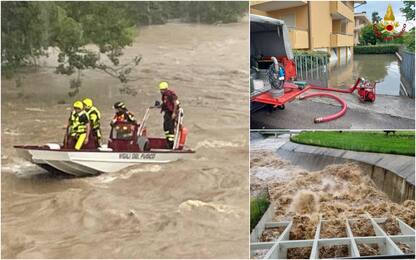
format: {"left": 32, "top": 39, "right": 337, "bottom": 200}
{"left": 250, "top": 133, "right": 415, "bottom": 258}
{"left": 276, "top": 141, "right": 415, "bottom": 203}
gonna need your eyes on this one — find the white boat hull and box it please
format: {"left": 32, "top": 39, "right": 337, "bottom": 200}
{"left": 16, "top": 147, "right": 193, "bottom": 176}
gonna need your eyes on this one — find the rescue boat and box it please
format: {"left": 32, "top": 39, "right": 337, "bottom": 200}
{"left": 14, "top": 107, "right": 194, "bottom": 176}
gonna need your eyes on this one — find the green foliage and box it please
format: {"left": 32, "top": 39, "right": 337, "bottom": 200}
{"left": 1, "top": 1, "right": 248, "bottom": 95}
{"left": 404, "top": 29, "right": 415, "bottom": 52}
{"left": 51, "top": 2, "right": 138, "bottom": 77}
{"left": 401, "top": 1, "right": 415, "bottom": 21}
{"left": 354, "top": 44, "right": 401, "bottom": 54}
{"left": 1, "top": 2, "right": 142, "bottom": 95}
{"left": 291, "top": 131, "right": 415, "bottom": 156}
{"left": 250, "top": 195, "right": 270, "bottom": 231}
{"left": 1, "top": 2, "right": 53, "bottom": 75}
{"left": 358, "top": 23, "right": 388, "bottom": 45}
{"left": 371, "top": 11, "right": 381, "bottom": 23}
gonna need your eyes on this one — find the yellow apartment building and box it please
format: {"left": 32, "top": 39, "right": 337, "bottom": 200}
{"left": 250, "top": 1, "right": 358, "bottom": 65}
{"left": 354, "top": 12, "right": 371, "bottom": 45}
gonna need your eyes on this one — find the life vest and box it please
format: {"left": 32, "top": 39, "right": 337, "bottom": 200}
{"left": 69, "top": 111, "right": 88, "bottom": 136}
{"left": 113, "top": 111, "right": 136, "bottom": 123}
{"left": 86, "top": 106, "right": 101, "bottom": 130}
{"left": 161, "top": 89, "right": 179, "bottom": 113}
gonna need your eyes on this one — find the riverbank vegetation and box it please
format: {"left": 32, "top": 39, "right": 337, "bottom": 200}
{"left": 1, "top": 1, "right": 247, "bottom": 95}
{"left": 251, "top": 195, "right": 270, "bottom": 231}
{"left": 291, "top": 131, "right": 415, "bottom": 156}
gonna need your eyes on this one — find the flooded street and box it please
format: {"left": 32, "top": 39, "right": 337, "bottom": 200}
{"left": 251, "top": 53, "right": 414, "bottom": 129}
{"left": 329, "top": 54, "right": 402, "bottom": 96}
{"left": 2, "top": 22, "right": 249, "bottom": 258}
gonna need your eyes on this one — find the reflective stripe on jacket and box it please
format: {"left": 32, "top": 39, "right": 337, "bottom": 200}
{"left": 86, "top": 106, "right": 101, "bottom": 130}
{"left": 69, "top": 111, "right": 89, "bottom": 135}
{"left": 113, "top": 111, "right": 136, "bottom": 123}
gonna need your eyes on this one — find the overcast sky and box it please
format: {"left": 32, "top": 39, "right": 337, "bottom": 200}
{"left": 355, "top": 0, "right": 415, "bottom": 30}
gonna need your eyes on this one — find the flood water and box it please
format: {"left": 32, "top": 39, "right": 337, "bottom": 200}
{"left": 329, "top": 54, "right": 402, "bottom": 96}
{"left": 1, "top": 22, "right": 249, "bottom": 258}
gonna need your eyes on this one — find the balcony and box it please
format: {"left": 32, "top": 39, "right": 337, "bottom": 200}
{"left": 288, "top": 28, "right": 309, "bottom": 49}
{"left": 251, "top": 0, "right": 307, "bottom": 12}
{"left": 330, "top": 33, "right": 354, "bottom": 47}
{"left": 330, "top": 1, "right": 354, "bottom": 22}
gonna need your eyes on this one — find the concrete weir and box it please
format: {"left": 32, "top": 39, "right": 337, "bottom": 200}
{"left": 250, "top": 204, "right": 416, "bottom": 259}
{"left": 276, "top": 141, "right": 415, "bottom": 203}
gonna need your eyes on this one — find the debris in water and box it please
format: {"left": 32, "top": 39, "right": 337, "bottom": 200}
{"left": 251, "top": 249, "right": 269, "bottom": 259}
{"left": 255, "top": 158, "right": 415, "bottom": 234}
{"left": 250, "top": 151, "right": 290, "bottom": 169}
{"left": 289, "top": 215, "right": 318, "bottom": 240}
{"left": 379, "top": 217, "right": 401, "bottom": 235}
{"left": 358, "top": 243, "right": 380, "bottom": 256}
{"left": 24, "top": 107, "right": 45, "bottom": 112}
{"left": 287, "top": 247, "right": 312, "bottom": 259}
{"left": 3, "top": 128, "right": 20, "bottom": 136}
{"left": 289, "top": 190, "right": 319, "bottom": 215}
{"left": 260, "top": 226, "right": 286, "bottom": 242}
{"left": 395, "top": 242, "right": 413, "bottom": 254}
{"left": 351, "top": 219, "right": 376, "bottom": 237}
{"left": 319, "top": 245, "right": 349, "bottom": 258}
{"left": 320, "top": 219, "right": 347, "bottom": 238}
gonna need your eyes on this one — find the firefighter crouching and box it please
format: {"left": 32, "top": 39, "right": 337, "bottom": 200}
{"left": 111, "top": 101, "right": 137, "bottom": 125}
{"left": 66, "top": 101, "right": 91, "bottom": 150}
{"left": 83, "top": 98, "right": 101, "bottom": 147}
{"left": 159, "top": 81, "right": 180, "bottom": 149}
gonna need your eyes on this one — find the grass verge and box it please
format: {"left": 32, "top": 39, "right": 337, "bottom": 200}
{"left": 251, "top": 195, "right": 270, "bottom": 232}
{"left": 290, "top": 131, "right": 415, "bottom": 156}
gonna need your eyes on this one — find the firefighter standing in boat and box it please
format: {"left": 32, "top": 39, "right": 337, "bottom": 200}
{"left": 83, "top": 98, "right": 101, "bottom": 146}
{"left": 158, "top": 81, "right": 179, "bottom": 149}
{"left": 66, "top": 101, "right": 91, "bottom": 150}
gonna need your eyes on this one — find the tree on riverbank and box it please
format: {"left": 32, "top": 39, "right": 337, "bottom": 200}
{"left": 1, "top": 1, "right": 248, "bottom": 95}
{"left": 400, "top": 1, "right": 415, "bottom": 52}
{"left": 2, "top": 2, "right": 140, "bottom": 96}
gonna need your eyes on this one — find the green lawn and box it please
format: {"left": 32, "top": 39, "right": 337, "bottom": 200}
{"left": 291, "top": 131, "right": 415, "bottom": 156}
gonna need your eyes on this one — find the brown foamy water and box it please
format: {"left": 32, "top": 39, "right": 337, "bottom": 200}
{"left": 250, "top": 151, "right": 415, "bottom": 239}
{"left": 2, "top": 22, "right": 249, "bottom": 258}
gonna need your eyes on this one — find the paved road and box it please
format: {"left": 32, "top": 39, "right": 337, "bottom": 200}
{"left": 251, "top": 92, "right": 415, "bottom": 129}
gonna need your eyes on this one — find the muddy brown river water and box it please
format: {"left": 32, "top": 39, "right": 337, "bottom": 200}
{"left": 2, "top": 22, "right": 249, "bottom": 258}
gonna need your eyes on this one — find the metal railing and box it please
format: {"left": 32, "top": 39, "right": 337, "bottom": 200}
{"left": 398, "top": 48, "right": 415, "bottom": 98}
{"left": 294, "top": 54, "right": 329, "bottom": 87}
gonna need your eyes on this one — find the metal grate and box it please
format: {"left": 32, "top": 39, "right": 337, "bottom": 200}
{"left": 250, "top": 214, "right": 415, "bottom": 259}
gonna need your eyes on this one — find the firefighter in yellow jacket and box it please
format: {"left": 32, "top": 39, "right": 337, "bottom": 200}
{"left": 82, "top": 98, "right": 101, "bottom": 146}
{"left": 67, "top": 101, "right": 90, "bottom": 150}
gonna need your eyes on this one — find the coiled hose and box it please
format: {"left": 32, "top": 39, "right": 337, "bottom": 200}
{"left": 299, "top": 92, "right": 347, "bottom": 123}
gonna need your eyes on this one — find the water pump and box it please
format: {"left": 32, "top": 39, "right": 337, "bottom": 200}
{"left": 356, "top": 78, "right": 376, "bottom": 102}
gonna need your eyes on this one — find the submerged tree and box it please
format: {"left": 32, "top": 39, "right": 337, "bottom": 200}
{"left": 2, "top": 2, "right": 141, "bottom": 96}
{"left": 1, "top": 1, "right": 248, "bottom": 95}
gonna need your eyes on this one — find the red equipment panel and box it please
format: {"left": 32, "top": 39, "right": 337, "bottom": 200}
{"left": 251, "top": 83, "right": 311, "bottom": 106}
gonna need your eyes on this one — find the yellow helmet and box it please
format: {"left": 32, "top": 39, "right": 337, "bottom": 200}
{"left": 73, "top": 101, "right": 83, "bottom": 110}
{"left": 83, "top": 98, "right": 93, "bottom": 108}
{"left": 159, "top": 81, "right": 169, "bottom": 90}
